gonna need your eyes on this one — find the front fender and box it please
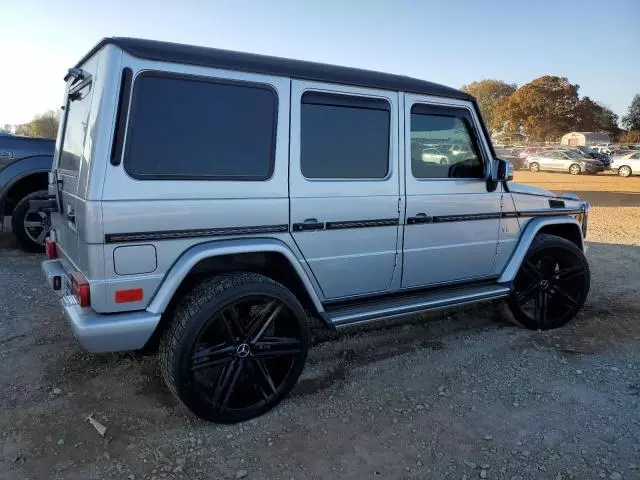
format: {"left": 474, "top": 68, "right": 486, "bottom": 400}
{"left": 146, "top": 237, "right": 325, "bottom": 316}
{"left": 498, "top": 216, "right": 583, "bottom": 284}
{"left": 0, "top": 155, "right": 53, "bottom": 203}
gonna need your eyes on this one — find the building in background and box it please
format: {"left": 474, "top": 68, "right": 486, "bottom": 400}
{"left": 561, "top": 132, "right": 610, "bottom": 146}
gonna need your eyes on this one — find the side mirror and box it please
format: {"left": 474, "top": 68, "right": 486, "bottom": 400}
{"left": 497, "top": 158, "right": 513, "bottom": 182}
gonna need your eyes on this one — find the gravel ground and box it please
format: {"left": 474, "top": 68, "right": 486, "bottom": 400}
{"left": 1, "top": 172, "right": 639, "bottom": 480}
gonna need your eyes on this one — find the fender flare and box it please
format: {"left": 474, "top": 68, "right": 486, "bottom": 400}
{"left": 146, "top": 237, "right": 325, "bottom": 315}
{"left": 498, "top": 216, "right": 584, "bottom": 284}
{"left": 0, "top": 155, "right": 53, "bottom": 204}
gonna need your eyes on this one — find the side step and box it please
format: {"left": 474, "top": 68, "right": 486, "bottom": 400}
{"left": 326, "top": 284, "right": 511, "bottom": 328}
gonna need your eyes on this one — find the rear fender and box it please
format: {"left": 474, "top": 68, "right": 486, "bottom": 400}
{"left": 498, "top": 216, "right": 584, "bottom": 284}
{"left": 146, "top": 237, "right": 325, "bottom": 316}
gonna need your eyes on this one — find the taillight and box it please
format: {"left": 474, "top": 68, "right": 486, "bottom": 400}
{"left": 71, "top": 271, "right": 90, "bottom": 308}
{"left": 45, "top": 239, "right": 57, "bottom": 259}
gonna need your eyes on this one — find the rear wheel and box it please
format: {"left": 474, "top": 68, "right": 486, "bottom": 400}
{"left": 529, "top": 162, "right": 540, "bottom": 173}
{"left": 569, "top": 163, "right": 581, "bottom": 175}
{"left": 618, "top": 165, "right": 632, "bottom": 177}
{"left": 11, "top": 190, "right": 50, "bottom": 253}
{"left": 160, "top": 272, "right": 309, "bottom": 423}
{"left": 507, "top": 234, "right": 590, "bottom": 330}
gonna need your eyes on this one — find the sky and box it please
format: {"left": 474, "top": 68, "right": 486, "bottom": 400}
{"left": 2, "top": 0, "right": 639, "bottom": 126}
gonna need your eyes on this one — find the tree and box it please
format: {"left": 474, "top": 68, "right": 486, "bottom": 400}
{"left": 496, "top": 76, "right": 581, "bottom": 142}
{"left": 622, "top": 94, "right": 640, "bottom": 131}
{"left": 10, "top": 110, "right": 60, "bottom": 138}
{"left": 461, "top": 80, "right": 517, "bottom": 133}
{"left": 576, "top": 97, "right": 619, "bottom": 135}
{"left": 618, "top": 130, "right": 640, "bottom": 143}
{"left": 27, "top": 110, "right": 59, "bottom": 139}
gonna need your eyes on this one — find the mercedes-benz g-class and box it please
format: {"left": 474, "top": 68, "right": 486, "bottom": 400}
{"left": 41, "top": 38, "right": 590, "bottom": 423}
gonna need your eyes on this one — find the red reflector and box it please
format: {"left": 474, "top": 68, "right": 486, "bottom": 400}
{"left": 71, "top": 271, "right": 90, "bottom": 308}
{"left": 115, "top": 288, "right": 143, "bottom": 303}
{"left": 45, "top": 239, "right": 57, "bottom": 259}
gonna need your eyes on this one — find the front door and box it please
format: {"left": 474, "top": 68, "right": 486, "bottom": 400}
{"left": 401, "top": 95, "right": 501, "bottom": 288}
{"left": 289, "top": 81, "right": 401, "bottom": 300}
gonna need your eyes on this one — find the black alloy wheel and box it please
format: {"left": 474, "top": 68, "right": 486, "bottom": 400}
{"left": 160, "top": 273, "right": 309, "bottom": 423}
{"left": 508, "top": 234, "right": 590, "bottom": 330}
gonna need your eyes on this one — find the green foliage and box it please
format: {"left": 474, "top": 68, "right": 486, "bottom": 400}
{"left": 622, "top": 94, "right": 640, "bottom": 131}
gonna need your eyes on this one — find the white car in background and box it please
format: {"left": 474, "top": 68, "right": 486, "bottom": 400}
{"left": 610, "top": 151, "right": 640, "bottom": 177}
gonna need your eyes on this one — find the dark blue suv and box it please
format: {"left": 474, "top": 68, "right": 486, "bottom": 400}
{"left": 0, "top": 133, "right": 54, "bottom": 251}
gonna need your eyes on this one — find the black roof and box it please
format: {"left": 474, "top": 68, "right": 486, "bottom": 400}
{"left": 79, "top": 37, "right": 471, "bottom": 101}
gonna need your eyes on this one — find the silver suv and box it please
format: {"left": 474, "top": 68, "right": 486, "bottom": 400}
{"left": 40, "top": 38, "right": 591, "bottom": 423}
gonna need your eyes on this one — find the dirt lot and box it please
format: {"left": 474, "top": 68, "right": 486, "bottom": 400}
{"left": 1, "top": 172, "right": 639, "bottom": 480}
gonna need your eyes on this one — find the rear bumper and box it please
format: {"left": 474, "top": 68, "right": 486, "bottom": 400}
{"left": 42, "top": 259, "right": 161, "bottom": 353}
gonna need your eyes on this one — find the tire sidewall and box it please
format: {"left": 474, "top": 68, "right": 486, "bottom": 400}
{"left": 11, "top": 190, "right": 49, "bottom": 253}
{"left": 165, "top": 274, "right": 309, "bottom": 423}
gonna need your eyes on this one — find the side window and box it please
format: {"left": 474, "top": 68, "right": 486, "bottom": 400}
{"left": 59, "top": 81, "right": 93, "bottom": 173}
{"left": 410, "top": 104, "right": 484, "bottom": 179}
{"left": 124, "top": 73, "right": 277, "bottom": 180}
{"left": 300, "top": 92, "right": 390, "bottom": 179}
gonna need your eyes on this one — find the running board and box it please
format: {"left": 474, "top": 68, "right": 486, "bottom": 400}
{"left": 326, "top": 284, "right": 511, "bottom": 328}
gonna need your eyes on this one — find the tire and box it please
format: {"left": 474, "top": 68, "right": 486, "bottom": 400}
{"left": 569, "top": 163, "right": 581, "bottom": 175}
{"left": 618, "top": 165, "right": 632, "bottom": 177}
{"left": 529, "top": 162, "right": 540, "bottom": 173}
{"left": 507, "top": 234, "right": 590, "bottom": 330}
{"left": 11, "top": 190, "right": 50, "bottom": 253}
{"left": 439, "top": 158, "right": 448, "bottom": 165}
{"left": 160, "top": 272, "right": 309, "bottom": 423}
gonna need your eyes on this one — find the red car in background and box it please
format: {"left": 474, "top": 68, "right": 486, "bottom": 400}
{"left": 519, "top": 146, "right": 542, "bottom": 158}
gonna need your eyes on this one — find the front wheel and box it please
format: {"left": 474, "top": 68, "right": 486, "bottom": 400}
{"left": 160, "top": 272, "right": 309, "bottom": 423}
{"left": 11, "top": 190, "right": 50, "bottom": 253}
{"left": 618, "top": 165, "right": 632, "bottom": 177}
{"left": 439, "top": 158, "right": 448, "bottom": 165}
{"left": 529, "top": 162, "right": 540, "bottom": 173}
{"left": 507, "top": 234, "right": 590, "bottom": 330}
{"left": 569, "top": 163, "right": 581, "bottom": 175}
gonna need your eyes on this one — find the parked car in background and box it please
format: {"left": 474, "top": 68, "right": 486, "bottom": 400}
{"left": 591, "top": 145, "right": 614, "bottom": 155}
{"left": 610, "top": 151, "right": 640, "bottom": 177}
{"left": 40, "top": 37, "right": 591, "bottom": 424}
{"left": 519, "top": 146, "right": 540, "bottom": 158}
{"left": 0, "top": 134, "right": 54, "bottom": 251}
{"left": 573, "top": 146, "right": 612, "bottom": 169}
{"left": 525, "top": 149, "right": 604, "bottom": 175}
{"left": 495, "top": 148, "right": 524, "bottom": 169}
{"left": 420, "top": 146, "right": 449, "bottom": 164}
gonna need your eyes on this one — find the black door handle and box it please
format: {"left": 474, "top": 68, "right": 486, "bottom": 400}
{"left": 292, "top": 218, "right": 325, "bottom": 232}
{"left": 407, "top": 213, "right": 433, "bottom": 225}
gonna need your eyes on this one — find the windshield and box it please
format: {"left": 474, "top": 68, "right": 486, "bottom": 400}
{"left": 58, "top": 80, "right": 93, "bottom": 174}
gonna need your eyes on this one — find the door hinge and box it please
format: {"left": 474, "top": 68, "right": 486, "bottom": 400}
{"left": 397, "top": 197, "right": 402, "bottom": 214}
{"left": 496, "top": 243, "right": 501, "bottom": 255}
{"left": 394, "top": 252, "right": 399, "bottom": 267}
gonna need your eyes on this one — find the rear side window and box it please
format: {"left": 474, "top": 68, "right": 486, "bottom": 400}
{"left": 59, "top": 81, "right": 93, "bottom": 173}
{"left": 300, "top": 92, "right": 390, "bottom": 179}
{"left": 124, "top": 73, "right": 277, "bottom": 180}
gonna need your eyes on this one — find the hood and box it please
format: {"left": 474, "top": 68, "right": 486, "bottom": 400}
{"left": 508, "top": 183, "right": 557, "bottom": 198}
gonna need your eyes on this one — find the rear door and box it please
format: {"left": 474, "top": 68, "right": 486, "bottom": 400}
{"left": 53, "top": 70, "right": 96, "bottom": 263}
{"left": 289, "top": 81, "right": 401, "bottom": 299}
